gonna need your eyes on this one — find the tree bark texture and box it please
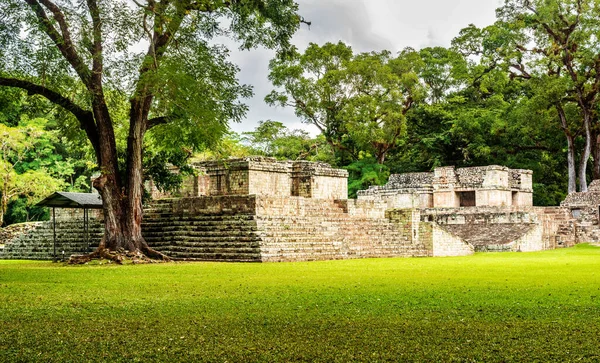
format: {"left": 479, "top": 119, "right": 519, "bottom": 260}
{"left": 556, "top": 103, "right": 578, "bottom": 193}
{"left": 578, "top": 113, "right": 591, "bottom": 193}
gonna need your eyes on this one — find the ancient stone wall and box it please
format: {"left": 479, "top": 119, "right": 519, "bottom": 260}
{"left": 143, "top": 197, "right": 262, "bottom": 262}
{"left": 418, "top": 207, "right": 561, "bottom": 252}
{"left": 0, "top": 199, "right": 583, "bottom": 261}
{"left": 143, "top": 196, "right": 432, "bottom": 262}
{"left": 431, "top": 225, "right": 475, "bottom": 257}
{"left": 1, "top": 161, "right": 590, "bottom": 262}
{"left": 255, "top": 198, "right": 431, "bottom": 262}
{"left": 1, "top": 196, "right": 434, "bottom": 261}
{"left": 358, "top": 165, "right": 533, "bottom": 209}
{"left": 0, "top": 210, "right": 103, "bottom": 260}
{"left": 190, "top": 158, "right": 348, "bottom": 200}
{"left": 560, "top": 181, "right": 600, "bottom": 243}
{"left": 385, "top": 209, "right": 474, "bottom": 257}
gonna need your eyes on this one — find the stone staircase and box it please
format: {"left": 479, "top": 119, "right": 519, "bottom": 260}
{"left": 1, "top": 196, "right": 434, "bottom": 262}
{"left": 142, "top": 200, "right": 262, "bottom": 262}
{"left": 0, "top": 220, "right": 102, "bottom": 260}
{"left": 255, "top": 198, "right": 430, "bottom": 262}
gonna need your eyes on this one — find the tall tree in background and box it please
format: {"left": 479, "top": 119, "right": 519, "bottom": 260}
{"left": 0, "top": 0, "right": 303, "bottom": 261}
{"left": 495, "top": 0, "right": 600, "bottom": 192}
{"left": 266, "top": 42, "right": 356, "bottom": 164}
{"left": 341, "top": 49, "right": 423, "bottom": 164}
{"left": 267, "top": 42, "right": 424, "bottom": 165}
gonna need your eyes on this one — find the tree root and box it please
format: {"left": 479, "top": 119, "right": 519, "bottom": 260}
{"left": 141, "top": 245, "right": 172, "bottom": 262}
{"left": 69, "top": 246, "right": 172, "bottom": 265}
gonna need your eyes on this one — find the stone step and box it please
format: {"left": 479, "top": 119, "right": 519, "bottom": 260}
{"left": 142, "top": 226, "right": 258, "bottom": 236}
{"left": 148, "top": 236, "right": 260, "bottom": 244}
{"left": 164, "top": 246, "right": 260, "bottom": 254}
{"left": 157, "top": 250, "right": 261, "bottom": 261}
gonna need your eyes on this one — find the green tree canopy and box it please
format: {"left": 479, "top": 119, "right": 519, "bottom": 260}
{"left": 0, "top": 0, "right": 304, "bottom": 261}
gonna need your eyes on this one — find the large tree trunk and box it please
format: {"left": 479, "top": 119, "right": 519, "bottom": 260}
{"left": 71, "top": 102, "right": 169, "bottom": 263}
{"left": 593, "top": 132, "right": 600, "bottom": 181}
{"left": 578, "top": 113, "right": 592, "bottom": 193}
{"left": 557, "top": 104, "right": 577, "bottom": 194}
{"left": 566, "top": 134, "right": 577, "bottom": 194}
{"left": 123, "top": 100, "right": 167, "bottom": 260}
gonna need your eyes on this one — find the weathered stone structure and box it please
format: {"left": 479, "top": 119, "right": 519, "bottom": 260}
{"left": 560, "top": 180, "right": 600, "bottom": 243}
{"left": 358, "top": 165, "right": 533, "bottom": 209}
{"left": 0, "top": 209, "right": 103, "bottom": 260}
{"left": 0, "top": 159, "right": 594, "bottom": 261}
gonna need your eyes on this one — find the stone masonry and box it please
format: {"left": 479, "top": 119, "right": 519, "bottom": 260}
{"left": 358, "top": 165, "right": 533, "bottom": 209}
{"left": 0, "top": 160, "right": 590, "bottom": 261}
{"left": 561, "top": 180, "right": 600, "bottom": 243}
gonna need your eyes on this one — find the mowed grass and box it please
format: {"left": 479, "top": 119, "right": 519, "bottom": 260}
{"left": 1, "top": 245, "right": 600, "bottom": 362}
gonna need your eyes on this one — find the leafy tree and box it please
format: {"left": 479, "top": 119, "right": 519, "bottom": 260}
{"left": 0, "top": 119, "right": 65, "bottom": 226}
{"left": 0, "top": 0, "right": 304, "bottom": 261}
{"left": 242, "top": 120, "right": 289, "bottom": 156}
{"left": 418, "top": 47, "right": 468, "bottom": 104}
{"left": 341, "top": 49, "right": 423, "bottom": 164}
{"left": 192, "top": 133, "right": 254, "bottom": 161}
{"left": 345, "top": 157, "right": 389, "bottom": 198}
{"left": 494, "top": 0, "right": 600, "bottom": 191}
{"left": 266, "top": 42, "right": 356, "bottom": 164}
{"left": 241, "top": 120, "right": 328, "bottom": 160}
{"left": 267, "top": 42, "right": 423, "bottom": 165}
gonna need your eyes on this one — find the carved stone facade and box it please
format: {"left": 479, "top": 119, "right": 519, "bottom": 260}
{"left": 357, "top": 165, "right": 533, "bottom": 209}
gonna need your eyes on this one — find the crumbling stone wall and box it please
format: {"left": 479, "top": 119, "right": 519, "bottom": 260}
{"left": 0, "top": 161, "right": 588, "bottom": 262}
{"left": 255, "top": 197, "right": 431, "bottom": 262}
{"left": 417, "top": 206, "right": 574, "bottom": 252}
{"left": 144, "top": 196, "right": 432, "bottom": 262}
{"left": 385, "top": 209, "right": 474, "bottom": 257}
{"left": 1, "top": 195, "right": 434, "bottom": 261}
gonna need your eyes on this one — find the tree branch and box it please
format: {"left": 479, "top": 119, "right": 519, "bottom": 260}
{"left": 0, "top": 77, "right": 100, "bottom": 153}
{"left": 86, "top": 0, "right": 103, "bottom": 85}
{"left": 147, "top": 115, "right": 172, "bottom": 129}
{"left": 24, "top": 0, "right": 92, "bottom": 86}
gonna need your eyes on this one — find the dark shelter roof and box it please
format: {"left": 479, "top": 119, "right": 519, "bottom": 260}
{"left": 36, "top": 192, "right": 103, "bottom": 209}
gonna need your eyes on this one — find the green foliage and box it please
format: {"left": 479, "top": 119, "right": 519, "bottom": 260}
{"left": 345, "top": 158, "right": 389, "bottom": 198}
{"left": 192, "top": 133, "right": 254, "bottom": 161}
{"left": 0, "top": 118, "right": 67, "bottom": 225}
{"left": 0, "top": 0, "right": 304, "bottom": 242}
{"left": 266, "top": 42, "right": 356, "bottom": 164}
{"left": 4, "top": 197, "right": 49, "bottom": 225}
{"left": 241, "top": 120, "right": 325, "bottom": 161}
{"left": 2, "top": 246, "right": 600, "bottom": 361}
{"left": 267, "top": 42, "right": 424, "bottom": 165}
{"left": 143, "top": 149, "right": 195, "bottom": 196}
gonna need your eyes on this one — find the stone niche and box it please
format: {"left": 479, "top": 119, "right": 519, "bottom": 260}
{"left": 358, "top": 165, "right": 533, "bottom": 209}
{"left": 188, "top": 157, "right": 349, "bottom": 200}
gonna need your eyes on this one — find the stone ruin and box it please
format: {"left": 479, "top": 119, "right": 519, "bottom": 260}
{"left": 560, "top": 180, "right": 600, "bottom": 242}
{"left": 357, "top": 165, "right": 533, "bottom": 209}
{"left": 0, "top": 158, "right": 597, "bottom": 262}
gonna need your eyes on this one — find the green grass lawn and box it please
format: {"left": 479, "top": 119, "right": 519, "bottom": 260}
{"left": 1, "top": 245, "right": 600, "bottom": 362}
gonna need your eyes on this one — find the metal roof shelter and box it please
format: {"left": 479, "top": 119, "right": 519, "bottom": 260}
{"left": 36, "top": 192, "right": 103, "bottom": 261}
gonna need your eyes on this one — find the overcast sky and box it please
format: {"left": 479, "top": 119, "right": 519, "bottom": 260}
{"left": 228, "top": 0, "right": 504, "bottom": 136}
